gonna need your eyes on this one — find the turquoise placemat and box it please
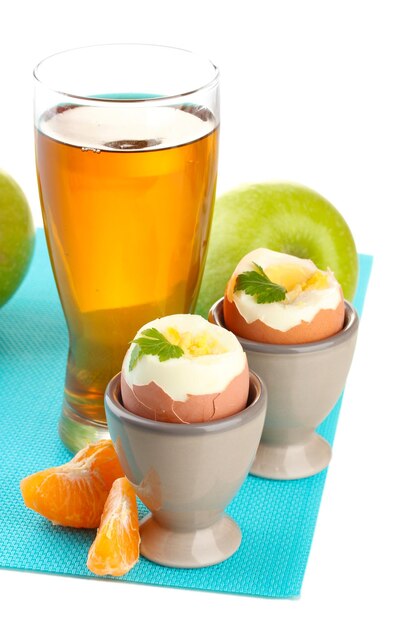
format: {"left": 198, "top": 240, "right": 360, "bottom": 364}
{"left": 0, "top": 230, "right": 372, "bottom": 598}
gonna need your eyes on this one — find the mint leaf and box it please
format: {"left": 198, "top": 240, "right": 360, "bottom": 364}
{"left": 128, "top": 328, "right": 184, "bottom": 370}
{"left": 234, "top": 263, "right": 287, "bottom": 304}
{"left": 129, "top": 344, "right": 141, "bottom": 371}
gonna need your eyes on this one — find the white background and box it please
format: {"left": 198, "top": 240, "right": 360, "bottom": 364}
{"left": 1, "top": 1, "right": 416, "bottom": 624}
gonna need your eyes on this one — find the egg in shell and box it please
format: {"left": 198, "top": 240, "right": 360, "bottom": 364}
{"left": 121, "top": 314, "right": 249, "bottom": 423}
{"left": 223, "top": 248, "right": 345, "bottom": 344}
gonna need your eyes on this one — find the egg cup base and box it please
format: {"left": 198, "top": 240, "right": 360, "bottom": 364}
{"left": 139, "top": 513, "right": 242, "bottom": 568}
{"left": 250, "top": 433, "right": 332, "bottom": 480}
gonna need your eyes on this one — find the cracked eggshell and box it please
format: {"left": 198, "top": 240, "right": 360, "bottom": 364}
{"left": 120, "top": 314, "right": 250, "bottom": 424}
{"left": 223, "top": 296, "right": 345, "bottom": 344}
{"left": 223, "top": 249, "right": 345, "bottom": 345}
{"left": 121, "top": 361, "right": 249, "bottom": 423}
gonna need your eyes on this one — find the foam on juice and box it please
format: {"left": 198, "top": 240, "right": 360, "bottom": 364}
{"left": 39, "top": 104, "right": 215, "bottom": 151}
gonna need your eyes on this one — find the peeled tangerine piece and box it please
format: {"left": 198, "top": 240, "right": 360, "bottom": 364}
{"left": 121, "top": 314, "right": 249, "bottom": 423}
{"left": 20, "top": 440, "right": 124, "bottom": 528}
{"left": 87, "top": 477, "right": 140, "bottom": 577}
{"left": 224, "top": 248, "right": 345, "bottom": 344}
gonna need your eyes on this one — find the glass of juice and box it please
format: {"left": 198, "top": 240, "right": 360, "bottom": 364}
{"left": 34, "top": 44, "right": 219, "bottom": 452}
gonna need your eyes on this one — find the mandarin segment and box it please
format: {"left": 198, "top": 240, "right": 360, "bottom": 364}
{"left": 87, "top": 477, "right": 140, "bottom": 577}
{"left": 72, "top": 439, "right": 124, "bottom": 491}
{"left": 20, "top": 439, "right": 124, "bottom": 528}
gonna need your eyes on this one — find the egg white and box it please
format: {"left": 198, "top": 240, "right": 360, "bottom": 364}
{"left": 232, "top": 248, "right": 342, "bottom": 332}
{"left": 122, "top": 314, "right": 247, "bottom": 402}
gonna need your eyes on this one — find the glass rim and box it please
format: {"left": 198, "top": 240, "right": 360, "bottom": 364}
{"left": 33, "top": 42, "right": 220, "bottom": 104}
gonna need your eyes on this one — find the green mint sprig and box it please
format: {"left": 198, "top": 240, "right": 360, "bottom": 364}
{"left": 234, "top": 263, "right": 287, "bottom": 304}
{"left": 129, "top": 328, "right": 184, "bottom": 371}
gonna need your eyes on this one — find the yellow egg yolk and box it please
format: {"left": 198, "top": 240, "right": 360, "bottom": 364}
{"left": 303, "top": 271, "right": 329, "bottom": 291}
{"left": 164, "top": 327, "right": 227, "bottom": 356}
{"left": 264, "top": 263, "right": 313, "bottom": 291}
{"left": 264, "top": 264, "right": 329, "bottom": 295}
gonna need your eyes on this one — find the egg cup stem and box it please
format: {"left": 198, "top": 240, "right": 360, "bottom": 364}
{"left": 139, "top": 513, "right": 242, "bottom": 568}
{"left": 250, "top": 433, "right": 332, "bottom": 480}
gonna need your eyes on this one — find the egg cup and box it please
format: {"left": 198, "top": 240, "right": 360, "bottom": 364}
{"left": 209, "top": 299, "right": 359, "bottom": 480}
{"left": 104, "top": 371, "right": 266, "bottom": 568}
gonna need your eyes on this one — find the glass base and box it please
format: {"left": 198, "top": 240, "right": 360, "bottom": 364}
{"left": 59, "top": 399, "right": 110, "bottom": 453}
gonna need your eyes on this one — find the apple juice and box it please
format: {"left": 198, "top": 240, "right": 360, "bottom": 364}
{"left": 35, "top": 103, "right": 219, "bottom": 424}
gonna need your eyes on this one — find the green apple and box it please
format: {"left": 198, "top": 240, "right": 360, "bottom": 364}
{"left": 196, "top": 182, "right": 358, "bottom": 317}
{"left": 0, "top": 170, "right": 35, "bottom": 307}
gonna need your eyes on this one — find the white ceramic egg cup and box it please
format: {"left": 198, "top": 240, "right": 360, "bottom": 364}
{"left": 105, "top": 371, "right": 266, "bottom": 567}
{"left": 209, "top": 298, "right": 359, "bottom": 480}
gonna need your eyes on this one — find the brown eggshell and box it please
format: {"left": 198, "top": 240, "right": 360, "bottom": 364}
{"left": 120, "top": 361, "right": 250, "bottom": 423}
{"left": 223, "top": 290, "right": 345, "bottom": 344}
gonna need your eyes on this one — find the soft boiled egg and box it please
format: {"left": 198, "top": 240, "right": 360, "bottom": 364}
{"left": 121, "top": 314, "right": 249, "bottom": 423}
{"left": 223, "top": 248, "right": 345, "bottom": 344}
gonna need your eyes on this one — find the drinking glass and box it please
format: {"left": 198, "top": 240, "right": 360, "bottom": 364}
{"left": 34, "top": 44, "right": 219, "bottom": 452}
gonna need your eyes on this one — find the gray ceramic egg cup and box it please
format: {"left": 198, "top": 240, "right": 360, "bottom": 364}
{"left": 209, "top": 299, "right": 359, "bottom": 480}
{"left": 105, "top": 372, "right": 266, "bottom": 568}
